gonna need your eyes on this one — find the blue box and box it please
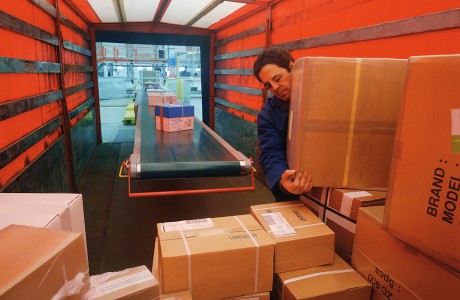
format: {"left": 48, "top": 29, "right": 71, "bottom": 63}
{"left": 154, "top": 104, "right": 194, "bottom": 118}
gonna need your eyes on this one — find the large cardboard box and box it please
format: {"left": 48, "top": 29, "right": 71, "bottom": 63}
{"left": 274, "top": 254, "right": 371, "bottom": 300}
{"left": 383, "top": 54, "right": 460, "bottom": 272}
{"left": 0, "top": 225, "right": 89, "bottom": 300}
{"left": 156, "top": 215, "right": 274, "bottom": 299}
{"left": 353, "top": 206, "right": 460, "bottom": 299}
{"left": 0, "top": 193, "right": 87, "bottom": 250}
{"left": 83, "top": 265, "right": 159, "bottom": 300}
{"left": 250, "top": 201, "right": 335, "bottom": 273}
{"left": 288, "top": 57, "right": 407, "bottom": 189}
{"left": 328, "top": 188, "right": 386, "bottom": 221}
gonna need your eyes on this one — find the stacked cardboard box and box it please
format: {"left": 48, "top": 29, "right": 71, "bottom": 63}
{"left": 0, "top": 225, "right": 90, "bottom": 300}
{"left": 0, "top": 193, "right": 88, "bottom": 251}
{"left": 274, "top": 254, "right": 371, "bottom": 300}
{"left": 155, "top": 104, "right": 194, "bottom": 132}
{"left": 383, "top": 54, "right": 460, "bottom": 273}
{"left": 250, "top": 201, "right": 335, "bottom": 273}
{"left": 287, "top": 57, "right": 407, "bottom": 189}
{"left": 250, "top": 201, "right": 372, "bottom": 299}
{"left": 353, "top": 206, "right": 460, "bottom": 299}
{"left": 300, "top": 188, "right": 387, "bottom": 264}
{"left": 155, "top": 215, "right": 275, "bottom": 299}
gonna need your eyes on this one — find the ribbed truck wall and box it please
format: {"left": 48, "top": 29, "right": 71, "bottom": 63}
{"left": 212, "top": 0, "right": 460, "bottom": 183}
{"left": 0, "top": 0, "right": 97, "bottom": 192}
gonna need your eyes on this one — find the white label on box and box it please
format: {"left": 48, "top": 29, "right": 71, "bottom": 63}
{"left": 341, "top": 191, "right": 372, "bottom": 216}
{"left": 262, "top": 212, "right": 296, "bottom": 237}
{"left": 162, "top": 218, "right": 214, "bottom": 232}
{"left": 83, "top": 270, "right": 155, "bottom": 299}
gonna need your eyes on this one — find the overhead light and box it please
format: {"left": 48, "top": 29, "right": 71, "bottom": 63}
{"left": 117, "top": 66, "right": 124, "bottom": 70}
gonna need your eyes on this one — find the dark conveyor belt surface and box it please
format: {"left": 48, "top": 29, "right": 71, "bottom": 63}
{"left": 129, "top": 92, "right": 252, "bottom": 181}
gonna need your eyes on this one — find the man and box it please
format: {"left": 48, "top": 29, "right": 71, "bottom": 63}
{"left": 253, "top": 47, "right": 313, "bottom": 201}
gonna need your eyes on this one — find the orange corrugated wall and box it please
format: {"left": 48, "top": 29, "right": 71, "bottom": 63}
{"left": 0, "top": 0, "right": 92, "bottom": 189}
{"left": 214, "top": 0, "right": 460, "bottom": 122}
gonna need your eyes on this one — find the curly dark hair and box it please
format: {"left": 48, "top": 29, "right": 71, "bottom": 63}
{"left": 253, "top": 47, "right": 295, "bottom": 82}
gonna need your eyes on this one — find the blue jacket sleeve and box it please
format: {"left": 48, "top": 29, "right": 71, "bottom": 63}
{"left": 257, "top": 98, "right": 298, "bottom": 201}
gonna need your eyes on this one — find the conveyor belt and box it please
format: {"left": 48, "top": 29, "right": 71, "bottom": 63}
{"left": 127, "top": 91, "right": 254, "bottom": 196}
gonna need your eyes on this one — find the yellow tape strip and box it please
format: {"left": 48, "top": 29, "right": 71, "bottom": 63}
{"left": 343, "top": 59, "right": 362, "bottom": 187}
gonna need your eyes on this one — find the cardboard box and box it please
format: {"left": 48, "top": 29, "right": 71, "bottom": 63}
{"left": 155, "top": 104, "right": 194, "bottom": 132}
{"left": 162, "top": 92, "right": 179, "bottom": 105}
{"left": 147, "top": 91, "right": 164, "bottom": 106}
{"left": 250, "top": 201, "right": 335, "bottom": 273}
{"left": 274, "top": 254, "right": 371, "bottom": 300}
{"left": 157, "top": 215, "right": 275, "bottom": 299}
{"left": 0, "top": 225, "right": 89, "bottom": 300}
{"left": 383, "top": 54, "right": 460, "bottom": 272}
{"left": 328, "top": 188, "right": 386, "bottom": 221}
{"left": 160, "top": 290, "right": 192, "bottom": 300}
{"left": 0, "top": 193, "right": 87, "bottom": 250}
{"left": 82, "top": 265, "right": 159, "bottom": 300}
{"left": 148, "top": 91, "right": 178, "bottom": 106}
{"left": 353, "top": 206, "right": 460, "bottom": 300}
{"left": 305, "top": 187, "right": 330, "bottom": 205}
{"left": 288, "top": 57, "right": 407, "bottom": 189}
{"left": 324, "top": 209, "right": 356, "bottom": 265}
{"left": 299, "top": 194, "right": 326, "bottom": 221}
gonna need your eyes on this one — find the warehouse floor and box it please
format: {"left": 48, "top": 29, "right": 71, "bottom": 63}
{"left": 78, "top": 100, "right": 275, "bottom": 275}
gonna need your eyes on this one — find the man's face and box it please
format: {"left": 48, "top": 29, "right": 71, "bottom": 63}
{"left": 258, "top": 63, "right": 293, "bottom": 101}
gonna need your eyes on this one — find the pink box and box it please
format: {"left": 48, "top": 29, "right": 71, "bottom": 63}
{"left": 155, "top": 116, "right": 194, "bottom": 132}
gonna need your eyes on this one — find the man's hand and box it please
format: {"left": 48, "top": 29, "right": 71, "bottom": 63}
{"left": 280, "top": 169, "right": 313, "bottom": 195}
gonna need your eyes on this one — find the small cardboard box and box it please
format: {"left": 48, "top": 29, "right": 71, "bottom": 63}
{"left": 157, "top": 215, "right": 275, "bottom": 299}
{"left": 328, "top": 188, "right": 386, "bottom": 221}
{"left": 147, "top": 91, "right": 164, "bottom": 106}
{"left": 250, "top": 201, "right": 335, "bottom": 273}
{"left": 0, "top": 193, "right": 87, "bottom": 250}
{"left": 353, "top": 206, "right": 460, "bottom": 300}
{"left": 274, "top": 254, "right": 371, "bottom": 300}
{"left": 383, "top": 54, "right": 460, "bottom": 272}
{"left": 83, "top": 265, "right": 159, "bottom": 300}
{"left": 288, "top": 57, "right": 407, "bottom": 189}
{"left": 0, "top": 225, "right": 89, "bottom": 300}
{"left": 155, "top": 104, "right": 194, "bottom": 132}
{"left": 162, "top": 92, "right": 178, "bottom": 105}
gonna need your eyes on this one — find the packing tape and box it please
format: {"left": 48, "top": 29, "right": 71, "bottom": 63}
{"left": 266, "top": 222, "right": 323, "bottom": 234}
{"left": 282, "top": 269, "right": 355, "bottom": 299}
{"left": 340, "top": 191, "right": 372, "bottom": 217}
{"left": 233, "top": 216, "right": 259, "bottom": 293}
{"left": 343, "top": 59, "right": 362, "bottom": 187}
{"left": 179, "top": 230, "right": 192, "bottom": 293}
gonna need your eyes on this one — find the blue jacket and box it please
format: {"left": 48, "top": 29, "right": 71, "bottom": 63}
{"left": 257, "top": 96, "right": 298, "bottom": 201}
